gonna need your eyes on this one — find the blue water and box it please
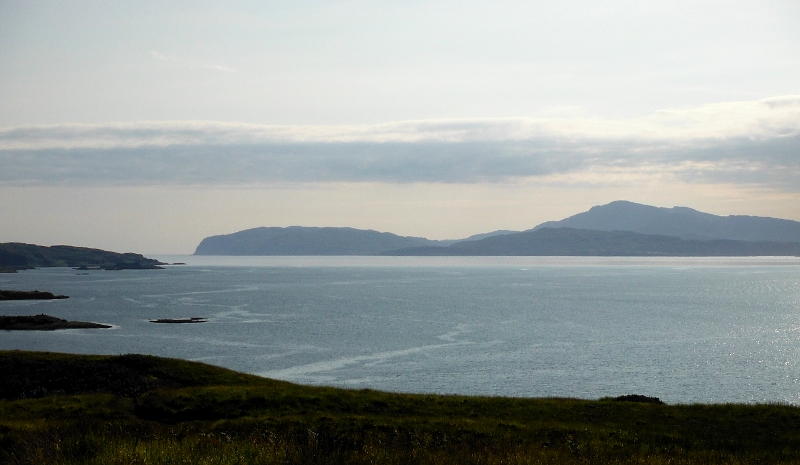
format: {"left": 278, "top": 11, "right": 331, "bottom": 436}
{"left": 1, "top": 256, "right": 799, "bottom": 405}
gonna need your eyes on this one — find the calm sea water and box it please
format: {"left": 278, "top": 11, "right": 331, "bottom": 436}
{"left": 1, "top": 256, "right": 799, "bottom": 405}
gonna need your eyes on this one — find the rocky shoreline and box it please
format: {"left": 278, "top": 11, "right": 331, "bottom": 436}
{"left": 0, "top": 314, "right": 111, "bottom": 330}
{"left": 0, "top": 242, "right": 165, "bottom": 273}
{"left": 0, "top": 290, "right": 68, "bottom": 300}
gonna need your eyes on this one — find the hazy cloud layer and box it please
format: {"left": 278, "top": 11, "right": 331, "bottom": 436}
{"left": 150, "top": 52, "right": 238, "bottom": 74}
{"left": 2, "top": 97, "right": 799, "bottom": 189}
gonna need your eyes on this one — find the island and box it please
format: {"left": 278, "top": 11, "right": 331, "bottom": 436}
{"left": 149, "top": 317, "right": 207, "bottom": 324}
{"left": 0, "top": 314, "right": 111, "bottom": 330}
{"left": 0, "top": 242, "right": 165, "bottom": 272}
{"left": 0, "top": 290, "right": 68, "bottom": 300}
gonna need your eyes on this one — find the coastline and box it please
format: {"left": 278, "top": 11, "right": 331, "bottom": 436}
{"left": 152, "top": 254, "right": 800, "bottom": 268}
{"left": 0, "top": 290, "right": 68, "bottom": 300}
{"left": 0, "top": 314, "right": 111, "bottom": 330}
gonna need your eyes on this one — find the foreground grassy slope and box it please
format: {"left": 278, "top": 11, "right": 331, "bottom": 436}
{"left": 2, "top": 351, "right": 800, "bottom": 464}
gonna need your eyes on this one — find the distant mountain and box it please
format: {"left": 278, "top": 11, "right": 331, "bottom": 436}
{"left": 0, "top": 243, "right": 165, "bottom": 272}
{"left": 532, "top": 200, "right": 800, "bottom": 242}
{"left": 193, "top": 202, "right": 800, "bottom": 256}
{"left": 194, "top": 227, "right": 521, "bottom": 255}
{"left": 458, "top": 230, "right": 519, "bottom": 242}
{"left": 383, "top": 228, "right": 800, "bottom": 256}
{"left": 430, "top": 230, "right": 520, "bottom": 247}
{"left": 194, "top": 226, "right": 444, "bottom": 255}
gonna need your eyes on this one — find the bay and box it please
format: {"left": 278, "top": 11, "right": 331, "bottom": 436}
{"left": 1, "top": 256, "right": 799, "bottom": 405}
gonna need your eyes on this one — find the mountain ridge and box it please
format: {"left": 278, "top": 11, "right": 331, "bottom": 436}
{"left": 383, "top": 227, "right": 800, "bottom": 256}
{"left": 194, "top": 226, "right": 519, "bottom": 255}
{"left": 194, "top": 226, "right": 440, "bottom": 256}
{"left": 531, "top": 200, "right": 800, "bottom": 242}
{"left": 193, "top": 201, "right": 800, "bottom": 256}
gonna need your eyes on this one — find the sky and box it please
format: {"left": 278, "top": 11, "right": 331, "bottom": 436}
{"left": 1, "top": 0, "right": 799, "bottom": 254}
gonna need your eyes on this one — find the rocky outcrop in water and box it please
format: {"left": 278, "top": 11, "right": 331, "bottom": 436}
{"left": 0, "top": 290, "right": 68, "bottom": 300}
{"left": 0, "top": 314, "right": 111, "bottom": 330}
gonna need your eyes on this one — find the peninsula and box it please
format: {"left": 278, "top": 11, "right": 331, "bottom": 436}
{"left": 0, "top": 314, "right": 111, "bottom": 330}
{"left": 0, "top": 290, "right": 68, "bottom": 300}
{"left": 0, "top": 243, "right": 165, "bottom": 272}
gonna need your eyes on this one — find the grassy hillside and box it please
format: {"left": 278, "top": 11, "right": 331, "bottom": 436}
{"left": 3, "top": 351, "right": 800, "bottom": 464}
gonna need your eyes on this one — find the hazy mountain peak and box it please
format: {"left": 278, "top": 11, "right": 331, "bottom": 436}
{"left": 534, "top": 201, "right": 800, "bottom": 242}
{"left": 194, "top": 201, "right": 799, "bottom": 256}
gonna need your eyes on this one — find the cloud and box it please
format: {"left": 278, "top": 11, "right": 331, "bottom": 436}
{"left": 1, "top": 97, "right": 799, "bottom": 189}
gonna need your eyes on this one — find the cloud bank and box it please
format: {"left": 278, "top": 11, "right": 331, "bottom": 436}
{"left": 2, "top": 97, "right": 799, "bottom": 189}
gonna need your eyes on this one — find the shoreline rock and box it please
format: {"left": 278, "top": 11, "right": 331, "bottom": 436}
{"left": 0, "top": 290, "right": 68, "bottom": 300}
{"left": 0, "top": 242, "right": 165, "bottom": 272}
{"left": 149, "top": 317, "right": 207, "bottom": 324}
{"left": 0, "top": 314, "right": 111, "bottom": 330}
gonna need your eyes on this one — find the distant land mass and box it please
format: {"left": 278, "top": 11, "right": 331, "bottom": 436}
{"left": 195, "top": 226, "right": 439, "bottom": 255}
{"left": 0, "top": 314, "right": 111, "bottom": 331}
{"left": 0, "top": 290, "right": 68, "bottom": 300}
{"left": 194, "top": 201, "right": 800, "bottom": 256}
{"left": 0, "top": 243, "right": 165, "bottom": 272}
{"left": 194, "top": 226, "right": 516, "bottom": 255}
{"left": 533, "top": 200, "right": 800, "bottom": 242}
{"left": 384, "top": 228, "right": 800, "bottom": 257}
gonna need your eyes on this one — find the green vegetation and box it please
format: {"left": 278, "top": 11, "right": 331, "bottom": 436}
{"left": 0, "top": 243, "right": 164, "bottom": 272}
{"left": 3, "top": 350, "right": 800, "bottom": 464}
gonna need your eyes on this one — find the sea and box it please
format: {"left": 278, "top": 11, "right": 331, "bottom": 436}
{"left": 2, "top": 256, "right": 799, "bottom": 405}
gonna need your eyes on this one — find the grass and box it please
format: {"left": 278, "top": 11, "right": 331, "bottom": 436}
{"left": 2, "top": 350, "right": 800, "bottom": 464}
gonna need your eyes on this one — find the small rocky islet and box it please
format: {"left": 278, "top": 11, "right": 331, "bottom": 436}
{"left": 149, "top": 317, "right": 207, "bottom": 324}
